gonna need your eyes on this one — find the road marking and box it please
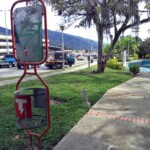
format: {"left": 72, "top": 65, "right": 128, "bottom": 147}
{"left": 87, "top": 110, "right": 150, "bottom": 125}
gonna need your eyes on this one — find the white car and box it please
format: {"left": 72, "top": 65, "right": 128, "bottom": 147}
{"left": 77, "top": 56, "right": 86, "bottom": 60}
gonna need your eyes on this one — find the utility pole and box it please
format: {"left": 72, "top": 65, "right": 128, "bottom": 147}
{"left": 60, "top": 25, "right": 65, "bottom": 69}
{"left": 90, "top": 40, "right": 93, "bottom": 54}
{"left": 0, "top": 10, "right": 10, "bottom": 54}
{"left": 4, "top": 10, "right": 10, "bottom": 54}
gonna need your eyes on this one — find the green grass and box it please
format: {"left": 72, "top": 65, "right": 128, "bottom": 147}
{"left": 0, "top": 66, "right": 133, "bottom": 150}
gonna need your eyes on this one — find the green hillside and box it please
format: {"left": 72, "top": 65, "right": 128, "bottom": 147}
{"left": 0, "top": 26, "right": 98, "bottom": 51}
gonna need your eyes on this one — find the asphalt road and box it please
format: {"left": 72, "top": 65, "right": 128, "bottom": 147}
{"left": 0, "top": 59, "right": 92, "bottom": 78}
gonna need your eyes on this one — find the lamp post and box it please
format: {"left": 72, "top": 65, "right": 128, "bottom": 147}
{"left": 121, "top": 31, "right": 127, "bottom": 65}
{"left": 5, "top": 10, "right": 10, "bottom": 54}
{"left": 90, "top": 40, "right": 93, "bottom": 54}
{"left": 128, "top": 40, "right": 130, "bottom": 57}
{"left": 0, "top": 10, "right": 10, "bottom": 54}
{"left": 60, "top": 25, "right": 65, "bottom": 69}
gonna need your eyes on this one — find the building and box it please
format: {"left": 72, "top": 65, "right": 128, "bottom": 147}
{"left": 0, "top": 35, "right": 13, "bottom": 59}
{"left": 0, "top": 35, "right": 50, "bottom": 60}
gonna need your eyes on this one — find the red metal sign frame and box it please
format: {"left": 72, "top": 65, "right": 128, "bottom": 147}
{"left": 11, "top": 1, "right": 50, "bottom": 149}
{"left": 10, "top": 0, "right": 49, "bottom": 65}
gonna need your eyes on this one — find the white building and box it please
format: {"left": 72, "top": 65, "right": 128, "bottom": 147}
{"left": 0, "top": 35, "right": 13, "bottom": 59}
{"left": 0, "top": 35, "right": 50, "bottom": 59}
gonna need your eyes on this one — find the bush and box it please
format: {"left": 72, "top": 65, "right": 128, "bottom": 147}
{"left": 106, "top": 58, "right": 123, "bottom": 70}
{"left": 145, "top": 54, "right": 150, "bottom": 59}
{"left": 117, "top": 56, "right": 132, "bottom": 62}
{"left": 127, "top": 57, "right": 132, "bottom": 61}
{"left": 133, "top": 54, "right": 138, "bottom": 60}
{"left": 129, "top": 64, "right": 140, "bottom": 75}
{"left": 116, "top": 57, "right": 122, "bottom": 62}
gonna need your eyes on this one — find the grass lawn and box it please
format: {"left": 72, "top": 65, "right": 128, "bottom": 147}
{"left": 0, "top": 66, "right": 133, "bottom": 150}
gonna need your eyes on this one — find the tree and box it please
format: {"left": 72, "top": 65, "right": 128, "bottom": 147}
{"left": 45, "top": 0, "right": 150, "bottom": 73}
{"left": 138, "top": 38, "right": 150, "bottom": 58}
{"left": 103, "top": 35, "right": 139, "bottom": 59}
{"left": 114, "top": 35, "right": 139, "bottom": 56}
{"left": 103, "top": 44, "right": 110, "bottom": 54}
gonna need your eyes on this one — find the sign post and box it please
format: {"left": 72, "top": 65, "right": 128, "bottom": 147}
{"left": 11, "top": 0, "right": 50, "bottom": 149}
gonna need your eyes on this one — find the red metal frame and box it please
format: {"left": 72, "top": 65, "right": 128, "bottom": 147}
{"left": 10, "top": 0, "right": 49, "bottom": 65}
{"left": 11, "top": 1, "right": 50, "bottom": 149}
{"left": 16, "top": 65, "right": 50, "bottom": 149}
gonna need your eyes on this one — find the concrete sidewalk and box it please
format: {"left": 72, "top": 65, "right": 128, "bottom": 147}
{"left": 53, "top": 73, "right": 150, "bottom": 150}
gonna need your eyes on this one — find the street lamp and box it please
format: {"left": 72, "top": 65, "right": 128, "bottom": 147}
{"left": 90, "top": 40, "right": 93, "bottom": 54}
{"left": 60, "top": 25, "right": 65, "bottom": 69}
{"left": 0, "top": 10, "right": 10, "bottom": 54}
{"left": 121, "top": 32, "right": 126, "bottom": 65}
{"left": 5, "top": 10, "right": 10, "bottom": 54}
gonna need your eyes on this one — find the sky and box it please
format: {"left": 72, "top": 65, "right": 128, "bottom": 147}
{"left": 0, "top": 0, "right": 150, "bottom": 42}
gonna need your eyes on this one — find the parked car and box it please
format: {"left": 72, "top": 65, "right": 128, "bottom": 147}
{"left": 17, "top": 63, "right": 40, "bottom": 69}
{"left": 77, "top": 55, "right": 86, "bottom": 60}
{"left": 0, "top": 54, "right": 16, "bottom": 68}
{"left": 92, "top": 54, "right": 98, "bottom": 59}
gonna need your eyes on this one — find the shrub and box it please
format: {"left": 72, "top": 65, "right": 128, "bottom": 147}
{"left": 129, "top": 64, "right": 140, "bottom": 75}
{"left": 106, "top": 58, "right": 123, "bottom": 70}
{"left": 133, "top": 54, "right": 138, "bottom": 60}
{"left": 117, "top": 56, "right": 132, "bottom": 62}
{"left": 116, "top": 57, "right": 122, "bottom": 62}
{"left": 145, "top": 54, "right": 150, "bottom": 59}
{"left": 127, "top": 57, "right": 132, "bottom": 61}
{"left": 115, "top": 63, "right": 124, "bottom": 70}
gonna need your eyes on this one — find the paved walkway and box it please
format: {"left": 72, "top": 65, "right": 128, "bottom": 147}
{"left": 53, "top": 73, "right": 150, "bottom": 150}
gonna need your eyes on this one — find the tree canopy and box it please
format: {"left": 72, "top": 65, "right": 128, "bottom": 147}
{"left": 104, "top": 35, "right": 139, "bottom": 56}
{"left": 139, "top": 38, "right": 150, "bottom": 57}
{"left": 44, "top": 0, "right": 150, "bottom": 73}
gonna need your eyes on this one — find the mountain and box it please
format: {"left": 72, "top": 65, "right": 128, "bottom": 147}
{"left": 0, "top": 26, "right": 98, "bottom": 51}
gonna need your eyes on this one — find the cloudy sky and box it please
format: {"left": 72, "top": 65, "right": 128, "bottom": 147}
{"left": 0, "top": 0, "right": 149, "bottom": 42}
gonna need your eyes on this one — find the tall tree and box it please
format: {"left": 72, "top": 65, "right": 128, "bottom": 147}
{"left": 139, "top": 38, "right": 150, "bottom": 57}
{"left": 103, "top": 35, "right": 139, "bottom": 57}
{"left": 115, "top": 35, "right": 139, "bottom": 56}
{"left": 44, "top": 0, "right": 150, "bottom": 73}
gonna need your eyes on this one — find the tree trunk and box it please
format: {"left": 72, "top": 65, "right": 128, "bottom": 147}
{"left": 97, "top": 61, "right": 106, "bottom": 73}
{"left": 96, "top": 22, "right": 105, "bottom": 73}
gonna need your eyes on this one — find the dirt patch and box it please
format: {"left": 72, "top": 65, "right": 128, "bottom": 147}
{"left": 51, "top": 100, "right": 63, "bottom": 105}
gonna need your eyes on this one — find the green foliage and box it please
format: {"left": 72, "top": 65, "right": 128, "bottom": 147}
{"left": 114, "top": 35, "right": 139, "bottom": 56}
{"left": 103, "top": 44, "right": 110, "bottom": 54}
{"left": 112, "top": 36, "right": 140, "bottom": 62}
{"left": 116, "top": 56, "right": 122, "bottom": 62}
{"left": 145, "top": 54, "right": 150, "bottom": 59}
{"left": 133, "top": 54, "right": 138, "bottom": 60}
{"left": 129, "top": 64, "right": 140, "bottom": 75}
{"left": 127, "top": 57, "right": 132, "bottom": 61}
{"left": 106, "top": 58, "right": 123, "bottom": 70}
{"left": 138, "top": 38, "right": 150, "bottom": 58}
{"left": 0, "top": 66, "right": 133, "bottom": 149}
{"left": 75, "top": 50, "right": 79, "bottom": 53}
